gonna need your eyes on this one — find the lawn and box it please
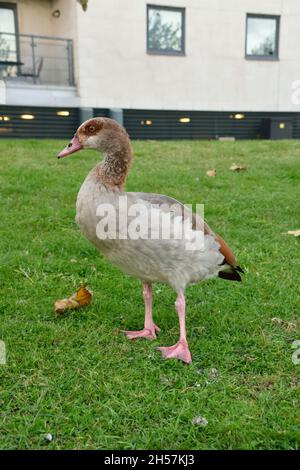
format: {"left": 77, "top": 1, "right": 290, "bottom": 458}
{"left": 0, "top": 138, "right": 300, "bottom": 450}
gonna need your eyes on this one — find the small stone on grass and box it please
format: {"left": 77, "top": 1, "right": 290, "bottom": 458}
{"left": 191, "top": 416, "right": 208, "bottom": 427}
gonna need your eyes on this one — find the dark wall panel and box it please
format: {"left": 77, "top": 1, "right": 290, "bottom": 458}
{"left": 0, "top": 106, "right": 79, "bottom": 139}
{"left": 123, "top": 109, "right": 300, "bottom": 140}
{"left": 1, "top": 106, "right": 300, "bottom": 140}
{"left": 93, "top": 108, "right": 109, "bottom": 118}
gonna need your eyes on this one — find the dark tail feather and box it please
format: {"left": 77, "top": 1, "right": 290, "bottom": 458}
{"left": 235, "top": 266, "right": 244, "bottom": 274}
{"left": 218, "top": 269, "right": 242, "bottom": 282}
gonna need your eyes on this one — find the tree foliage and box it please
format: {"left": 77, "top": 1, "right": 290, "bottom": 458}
{"left": 77, "top": 0, "right": 88, "bottom": 11}
{"left": 251, "top": 36, "right": 275, "bottom": 56}
{"left": 148, "top": 11, "right": 181, "bottom": 51}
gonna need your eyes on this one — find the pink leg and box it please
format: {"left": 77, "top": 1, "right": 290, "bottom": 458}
{"left": 123, "top": 283, "right": 161, "bottom": 340}
{"left": 157, "top": 292, "right": 192, "bottom": 364}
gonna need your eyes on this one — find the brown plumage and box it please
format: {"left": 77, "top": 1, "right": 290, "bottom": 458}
{"left": 58, "top": 117, "right": 244, "bottom": 364}
{"left": 77, "top": 117, "right": 133, "bottom": 190}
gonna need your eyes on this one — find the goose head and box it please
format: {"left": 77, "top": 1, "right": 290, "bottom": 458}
{"left": 57, "top": 117, "right": 130, "bottom": 159}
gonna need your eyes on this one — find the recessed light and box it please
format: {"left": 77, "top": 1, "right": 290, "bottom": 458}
{"left": 0, "top": 116, "right": 10, "bottom": 121}
{"left": 179, "top": 117, "right": 191, "bottom": 123}
{"left": 279, "top": 122, "right": 285, "bottom": 129}
{"left": 234, "top": 113, "right": 245, "bottom": 120}
{"left": 21, "top": 114, "right": 35, "bottom": 120}
{"left": 141, "top": 119, "right": 153, "bottom": 126}
{"left": 57, "top": 111, "right": 70, "bottom": 117}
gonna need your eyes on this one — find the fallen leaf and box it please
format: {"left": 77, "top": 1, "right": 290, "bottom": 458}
{"left": 287, "top": 230, "right": 300, "bottom": 237}
{"left": 206, "top": 169, "right": 216, "bottom": 177}
{"left": 255, "top": 378, "right": 275, "bottom": 391}
{"left": 272, "top": 317, "right": 284, "bottom": 326}
{"left": 207, "top": 368, "right": 219, "bottom": 383}
{"left": 290, "top": 377, "right": 300, "bottom": 389}
{"left": 54, "top": 286, "right": 92, "bottom": 317}
{"left": 271, "top": 317, "right": 297, "bottom": 331}
{"left": 230, "top": 163, "right": 247, "bottom": 171}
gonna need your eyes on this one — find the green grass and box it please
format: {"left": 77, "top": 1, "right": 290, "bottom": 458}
{"left": 0, "top": 138, "right": 300, "bottom": 450}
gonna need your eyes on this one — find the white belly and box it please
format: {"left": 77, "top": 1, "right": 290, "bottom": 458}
{"left": 76, "top": 174, "right": 224, "bottom": 292}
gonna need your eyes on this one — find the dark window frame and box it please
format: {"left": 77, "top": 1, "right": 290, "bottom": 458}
{"left": 0, "top": 2, "right": 18, "bottom": 34}
{"left": 147, "top": 4, "right": 185, "bottom": 56}
{"left": 245, "top": 13, "right": 280, "bottom": 61}
{"left": 0, "top": 2, "right": 20, "bottom": 63}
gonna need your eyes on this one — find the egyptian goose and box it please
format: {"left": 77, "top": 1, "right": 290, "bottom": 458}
{"left": 58, "top": 118, "right": 243, "bottom": 364}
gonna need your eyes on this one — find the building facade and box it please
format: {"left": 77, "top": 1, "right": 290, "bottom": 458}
{"left": 1, "top": 0, "right": 300, "bottom": 139}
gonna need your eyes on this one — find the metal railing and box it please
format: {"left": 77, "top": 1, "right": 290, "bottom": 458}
{"left": 0, "top": 32, "right": 74, "bottom": 86}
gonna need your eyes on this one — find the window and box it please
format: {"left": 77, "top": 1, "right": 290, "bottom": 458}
{"left": 246, "top": 14, "right": 280, "bottom": 60}
{"left": 147, "top": 5, "right": 185, "bottom": 55}
{"left": 0, "top": 3, "right": 18, "bottom": 62}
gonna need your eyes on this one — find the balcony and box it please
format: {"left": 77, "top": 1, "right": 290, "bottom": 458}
{"left": 0, "top": 32, "right": 74, "bottom": 87}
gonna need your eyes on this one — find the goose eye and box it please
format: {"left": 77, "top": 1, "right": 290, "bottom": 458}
{"left": 89, "top": 125, "right": 96, "bottom": 133}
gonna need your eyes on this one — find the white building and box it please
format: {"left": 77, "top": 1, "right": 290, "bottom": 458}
{"left": 1, "top": 0, "right": 300, "bottom": 139}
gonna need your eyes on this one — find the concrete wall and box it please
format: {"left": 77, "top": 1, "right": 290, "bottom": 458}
{"left": 50, "top": 0, "right": 79, "bottom": 85}
{"left": 0, "top": 0, "right": 78, "bottom": 76}
{"left": 0, "top": 0, "right": 78, "bottom": 38}
{"left": 0, "top": 0, "right": 53, "bottom": 36}
{"left": 5, "top": 82, "right": 80, "bottom": 107}
{"left": 1, "top": 0, "right": 300, "bottom": 112}
{"left": 75, "top": 0, "right": 300, "bottom": 112}
{"left": 0, "top": 0, "right": 79, "bottom": 105}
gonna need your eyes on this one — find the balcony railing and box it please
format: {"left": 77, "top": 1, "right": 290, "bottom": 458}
{"left": 0, "top": 32, "right": 74, "bottom": 86}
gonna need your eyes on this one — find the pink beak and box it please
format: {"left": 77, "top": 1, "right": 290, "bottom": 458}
{"left": 57, "top": 135, "right": 83, "bottom": 158}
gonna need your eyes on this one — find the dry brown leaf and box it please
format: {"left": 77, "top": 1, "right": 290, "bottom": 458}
{"left": 271, "top": 317, "right": 284, "bottom": 326}
{"left": 287, "top": 230, "right": 300, "bottom": 237}
{"left": 230, "top": 163, "right": 247, "bottom": 172}
{"left": 54, "top": 286, "right": 92, "bottom": 317}
{"left": 271, "top": 317, "right": 297, "bottom": 331}
{"left": 206, "top": 169, "right": 216, "bottom": 177}
{"left": 290, "top": 377, "right": 300, "bottom": 389}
